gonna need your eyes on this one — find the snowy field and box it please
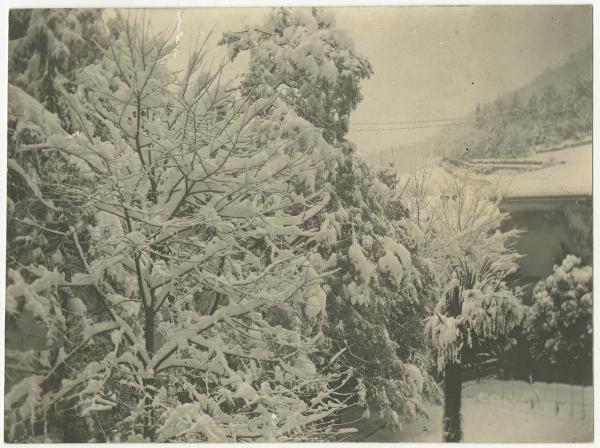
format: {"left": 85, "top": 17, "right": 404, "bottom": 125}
{"left": 363, "top": 380, "right": 593, "bottom": 443}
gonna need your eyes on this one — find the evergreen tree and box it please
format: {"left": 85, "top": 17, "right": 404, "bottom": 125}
{"left": 7, "top": 10, "right": 110, "bottom": 439}
{"left": 220, "top": 7, "right": 373, "bottom": 146}
{"left": 8, "top": 9, "right": 109, "bottom": 130}
{"left": 222, "top": 7, "right": 440, "bottom": 431}
{"left": 509, "top": 93, "right": 523, "bottom": 124}
{"left": 474, "top": 103, "right": 483, "bottom": 129}
{"left": 528, "top": 92, "right": 538, "bottom": 110}
{"left": 538, "top": 84, "right": 563, "bottom": 144}
{"left": 564, "top": 78, "right": 592, "bottom": 140}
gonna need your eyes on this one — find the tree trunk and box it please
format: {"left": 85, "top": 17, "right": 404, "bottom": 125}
{"left": 59, "top": 272, "right": 89, "bottom": 442}
{"left": 443, "top": 361, "right": 462, "bottom": 442}
{"left": 144, "top": 305, "right": 155, "bottom": 355}
{"left": 143, "top": 305, "right": 155, "bottom": 440}
{"left": 443, "top": 284, "right": 463, "bottom": 442}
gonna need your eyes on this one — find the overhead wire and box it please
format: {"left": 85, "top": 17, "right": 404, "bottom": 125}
{"left": 349, "top": 105, "right": 547, "bottom": 131}
{"left": 352, "top": 116, "right": 475, "bottom": 126}
{"left": 350, "top": 121, "right": 474, "bottom": 132}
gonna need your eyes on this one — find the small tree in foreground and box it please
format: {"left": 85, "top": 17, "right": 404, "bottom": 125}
{"left": 526, "top": 255, "right": 593, "bottom": 385}
{"left": 5, "top": 16, "right": 358, "bottom": 442}
{"left": 419, "top": 173, "right": 524, "bottom": 442}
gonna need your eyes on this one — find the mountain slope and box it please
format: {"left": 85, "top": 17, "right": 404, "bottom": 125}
{"left": 506, "top": 45, "right": 592, "bottom": 103}
{"left": 374, "top": 44, "right": 592, "bottom": 168}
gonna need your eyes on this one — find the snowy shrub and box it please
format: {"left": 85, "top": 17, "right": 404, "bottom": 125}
{"left": 526, "top": 255, "right": 592, "bottom": 383}
{"left": 348, "top": 233, "right": 376, "bottom": 285}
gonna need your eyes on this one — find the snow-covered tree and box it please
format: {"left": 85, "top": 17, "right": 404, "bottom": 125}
{"left": 526, "top": 255, "right": 593, "bottom": 385}
{"left": 6, "top": 16, "right": 359, "bottom": 442}
{"left": 7, "top": 9, "right": 109, "bottom": 311}
{"left": 221, "top": 7, "right": 372, "bottom": 146}
{"left": 7, "top": 9, "right": 110, "bottom": 303}
{"left": 6, "top": 9, "right": 140, "bottom": 441}
{"left": 320, "top": 159, "right": 440, "bottom": 428}
{"left": 9, "top": 9, "right": 109, "bottom": 130}
{"left": 418, "top": 172, "right": 525, "bottom": 442}
{"left": 222, "top": 7, "right": 439, "bottom": 433}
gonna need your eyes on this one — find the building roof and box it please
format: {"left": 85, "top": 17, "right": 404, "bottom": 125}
{"left": 438, "top": 143, "right": 593, "bottom": 210}
{"left": 495, "top": 143, "right": 592, "bottom": 200}
{"left": 399, "top": 142, "right": 592, "bottom": 212}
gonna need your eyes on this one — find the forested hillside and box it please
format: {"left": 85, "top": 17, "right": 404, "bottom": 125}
{"left": 379, "top": 45, "right": 592, "bottom": 163}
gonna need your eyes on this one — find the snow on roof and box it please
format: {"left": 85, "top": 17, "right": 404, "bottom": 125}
{"left": 498, "top": 143, "right": 592, "bottom": 199}
{"left": 429, "top": 143, "right": 593, "bottom": 200}
{"left": 396, "top": 143, "right": 592, "bottom": 209}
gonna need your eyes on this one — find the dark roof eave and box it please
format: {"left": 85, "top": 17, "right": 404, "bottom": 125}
{"left": 499, "top": 193, "right": 592, "bottom": 211}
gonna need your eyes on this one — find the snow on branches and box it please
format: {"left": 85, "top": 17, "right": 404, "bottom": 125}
{"left": 5, "top": 16, "right": 355, "bottom": 442}
{"left": 420, "top": 174, "right": 525, "bottom": 372}
{"left": 220, "top": 7, "right": 373, "bottom": 145}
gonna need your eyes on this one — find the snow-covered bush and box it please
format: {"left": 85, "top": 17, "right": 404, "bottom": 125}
{"left": 5, "top": 16, "right": 357, "bottom": 442}
{"left": 425, "top": 270, "right": 524, "bottom": 372}
{"left": 6, "top": 78, "right": 104, "bottom": 441}
{"left": 7, "top": 14, "right": 118, "bottom": 439}
{"left": 526, "top": 255, "right": 592, "bottom": 383}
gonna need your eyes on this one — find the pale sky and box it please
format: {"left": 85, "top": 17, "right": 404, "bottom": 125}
{"left": 137, "top": 6, "right": 592, "bottom": 156}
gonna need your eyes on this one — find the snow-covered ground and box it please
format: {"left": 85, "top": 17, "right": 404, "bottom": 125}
{"left": 364, "top": 380, "right": 593, "bottom": 443}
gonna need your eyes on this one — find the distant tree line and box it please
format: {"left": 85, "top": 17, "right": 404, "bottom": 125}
{"left": 448, "top": 78, "right": 592, "bottom": 159}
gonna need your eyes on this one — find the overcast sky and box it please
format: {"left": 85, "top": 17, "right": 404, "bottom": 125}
{"left": 143, "top": 6, "right": 592, "bottom": 156}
